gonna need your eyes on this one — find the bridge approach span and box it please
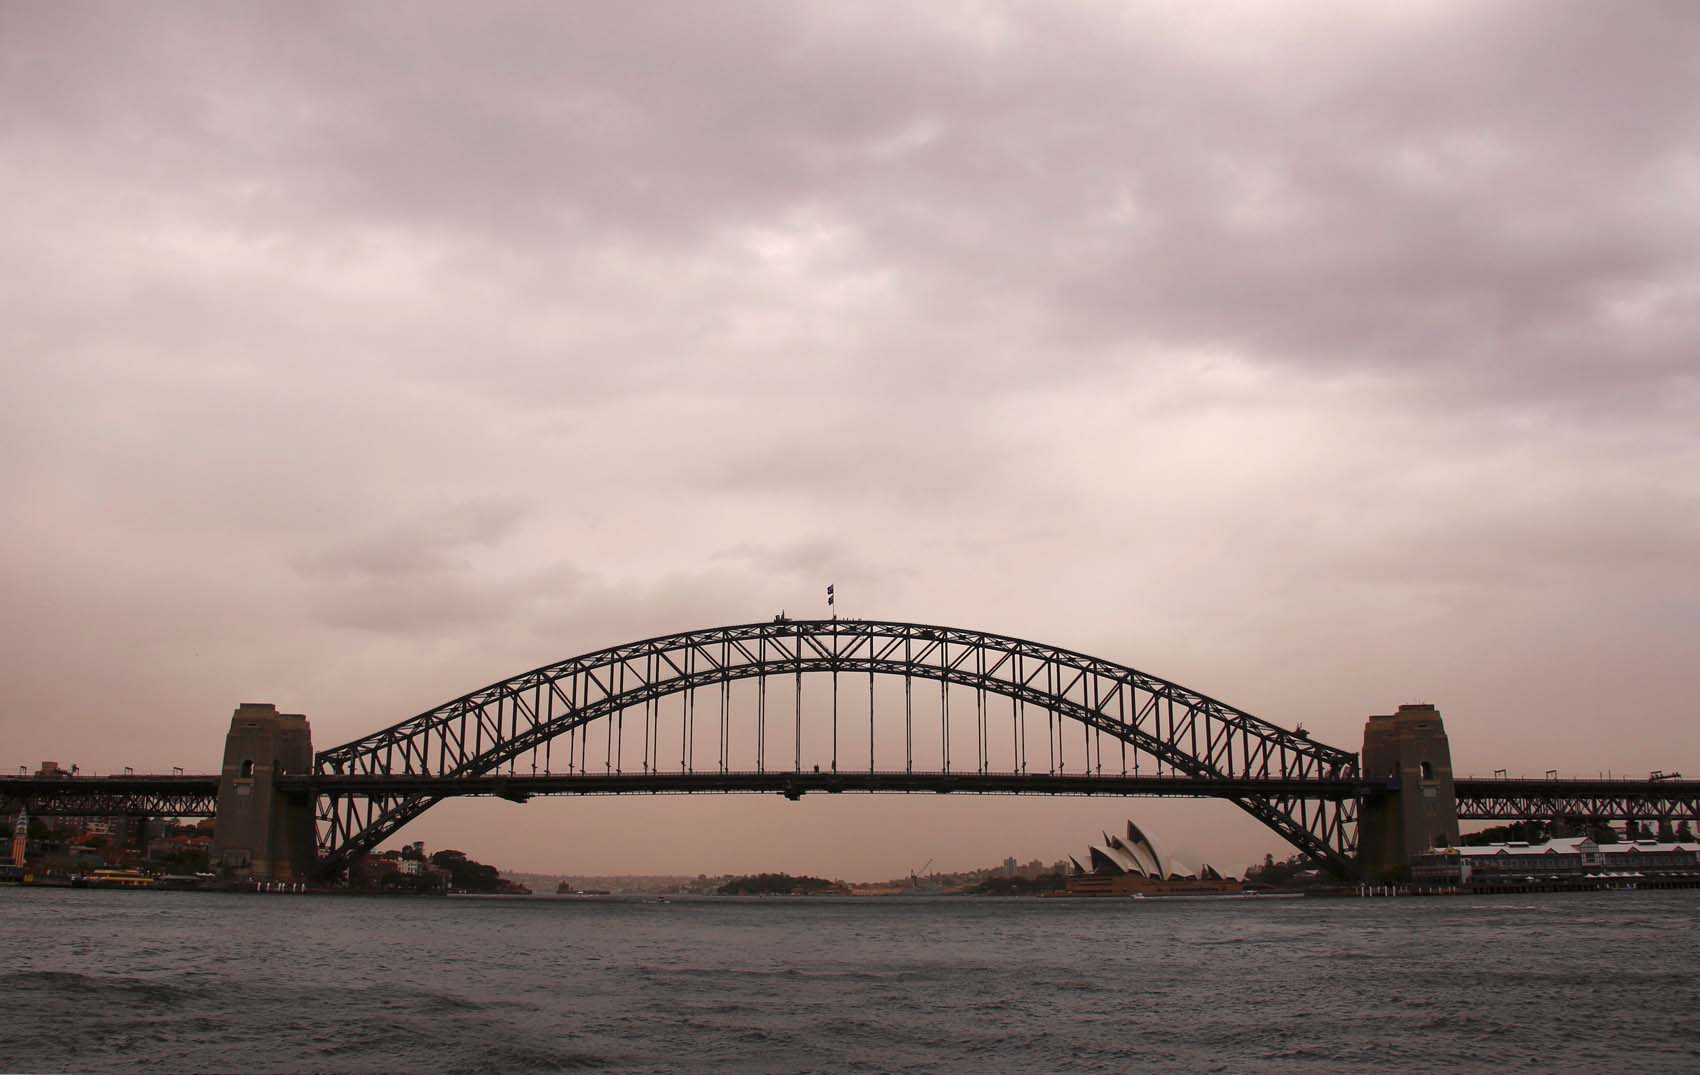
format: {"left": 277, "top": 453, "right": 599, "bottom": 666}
{"left": 1454, "top": 778, "right": 1700, "bottom": 824}
{"left": 0, "top": 774, "right": 219, "bottom": 818}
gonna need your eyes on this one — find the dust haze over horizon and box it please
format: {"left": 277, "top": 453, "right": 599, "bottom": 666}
{"left": 3, "top": 1, "right": 1697, "bottom": 880}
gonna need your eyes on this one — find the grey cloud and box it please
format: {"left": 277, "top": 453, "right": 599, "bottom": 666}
{"left": 300, "top": 499, "right": 532, "bottom": 580}
{"left": 3, "top": 1, "right": 1697, "bottom": 875}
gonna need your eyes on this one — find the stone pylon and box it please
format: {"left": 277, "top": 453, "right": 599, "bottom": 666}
{"left": 1357, "top": 704, "right": 1460, "bottom": 881}
{"left": 210, "top": 703, "right": 316, "bottom": 882}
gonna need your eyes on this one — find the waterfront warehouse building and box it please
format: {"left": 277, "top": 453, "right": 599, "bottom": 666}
{"left": 1411, "top": 837, "right": 1700, "bottom": 889}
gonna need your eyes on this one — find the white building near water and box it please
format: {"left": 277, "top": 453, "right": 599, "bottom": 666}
{"left": 1411, "top": 837, "right": 1700, "bottom": 886}
{"left": 1069, "top": 820, "right": 1226, "bottom": 882}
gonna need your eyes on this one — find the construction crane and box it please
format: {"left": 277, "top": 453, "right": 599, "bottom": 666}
{"left": 908, "top": 858, "right": 933, "bottom": 887}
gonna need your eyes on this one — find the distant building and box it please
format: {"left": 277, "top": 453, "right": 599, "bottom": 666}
{"left": 1061, "top": 821, "right": 1241, "bottom": 897}
{"left": 1412, "top": 837, "right": 1700, "bottom": 887}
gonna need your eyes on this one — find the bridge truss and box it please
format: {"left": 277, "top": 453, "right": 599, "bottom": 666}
{"left": 1455, "top": 778, "right": 1700, "bottom": 826}
{"left": 312, "top": 619, "right": 1362, "bottom": 878}
{"left": 0, "top": 775, "right": 219, "bottom": 818}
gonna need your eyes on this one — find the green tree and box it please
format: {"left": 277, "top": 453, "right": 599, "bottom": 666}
{"left": 155, "top": 846, "right": 209, "bottom": 873}
{"left": 431, "top": 849, "right": 503, "bottom": 892}
{"left": 972, "top": 872, "right": 1065, "bottom": 895}
{"left": 718, "top": 872, "right": 840, "bottom": 895}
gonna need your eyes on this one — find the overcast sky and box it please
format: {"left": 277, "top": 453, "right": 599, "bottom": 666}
{"left": 3, "top": 1, "right": 1696, "bottom": 879}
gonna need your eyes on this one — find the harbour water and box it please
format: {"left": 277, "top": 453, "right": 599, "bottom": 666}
{"left": 4, "top": 887, "right": 1698, "bottom": 1073}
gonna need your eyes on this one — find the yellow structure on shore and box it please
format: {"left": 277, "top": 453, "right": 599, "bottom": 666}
{"left": 10, "top": 808, "right": 24, "bottom": 867}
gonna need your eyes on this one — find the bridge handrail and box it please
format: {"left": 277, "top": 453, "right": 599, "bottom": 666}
{"left": 1454, "top": 775, "right": 1700, "bottom": 788}
{"left": 0, "top": 773, "right": 219, "bottom": 784}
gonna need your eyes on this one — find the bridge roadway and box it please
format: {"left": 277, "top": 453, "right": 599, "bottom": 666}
{"left": 283, "top": 770, "right": 1375, "bottom": 801}
{"left": 7, "top": 771, "right": 1697, "bottom": 820}
{"left": 0, "top": 771, "right": 1373, "bottom": 811}
{"left": 1453, "top": 776, "right": 1700, "bottom": 822}
{"left": 0, "top": 773, "right": 220, "bottom": 817}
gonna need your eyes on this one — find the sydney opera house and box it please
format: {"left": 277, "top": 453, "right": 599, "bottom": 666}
{"left": 1062, "top": 821, "right": 1244, "bottom": 896}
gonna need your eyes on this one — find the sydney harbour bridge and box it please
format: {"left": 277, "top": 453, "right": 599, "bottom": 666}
{"left": 4, "top": 618, "right": 1695, "bottom": 883}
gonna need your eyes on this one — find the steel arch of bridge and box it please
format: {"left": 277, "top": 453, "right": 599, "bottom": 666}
{"left": 312, "top": 619, "right": 1362, "bottom": 877}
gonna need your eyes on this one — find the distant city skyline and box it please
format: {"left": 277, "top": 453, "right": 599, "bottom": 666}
{"left": 3, "top": 1, "right": 1697, "bottom": 879}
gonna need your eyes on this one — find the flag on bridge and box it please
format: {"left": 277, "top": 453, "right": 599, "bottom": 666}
{"left": 827, "top": 584, "right": 835, "bottom": 607}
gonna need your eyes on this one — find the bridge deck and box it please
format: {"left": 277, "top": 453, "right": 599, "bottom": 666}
{"left": 1454, "top": 777, "right": 1700, "bottom": 795}
{"left": 8, "top": 772, "right": 1693, "bottom": 818}
{"left": 1, "top": 770, "right": 1371, "bottom": 806}
{"left": 289, "top": 770, "right": 1372, "bottom": 799}
{"left": 1454, "top": 776, "right": 1700, "bottom": 821}
{"left": 0, "top": 774, "right": 221, "bottom": 816}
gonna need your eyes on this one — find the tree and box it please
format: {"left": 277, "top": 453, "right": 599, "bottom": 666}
{"left": 1245, "top": 853, "right": 1326, "bottom": 887}
{"left": 431, "top": 849, "right": 501, "bottom": 892}
{"left": 718, "top": 872, "right": 840, "bottom": 895}
{"left": 972, "top": 872, "right": 1065, "bottom": 896}
{"left": 155, "top": 846, "right": 209, "bottom": 873}
{"left": 1461, "top": 821, "right": 1551, "bottom": 847}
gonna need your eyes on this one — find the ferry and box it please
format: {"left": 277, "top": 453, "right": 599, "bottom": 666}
{"left": 75, "top": 868, "right": 156, "bottom": 889}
